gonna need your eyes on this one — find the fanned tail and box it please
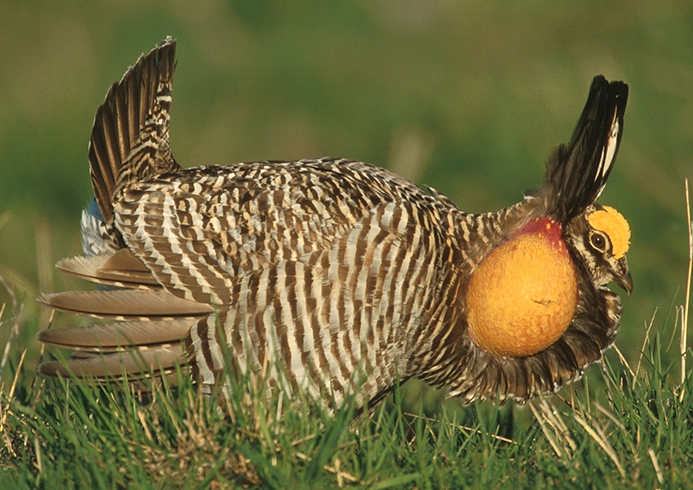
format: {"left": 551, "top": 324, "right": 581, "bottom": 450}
{"left": 88, "top": 36, "right": 179, "bottom": 235}
{"left": 543, "top": 76, "right": 628, "bottom": 223}
{"left": 36, "top": 247, "right": 212, "bottom": 381}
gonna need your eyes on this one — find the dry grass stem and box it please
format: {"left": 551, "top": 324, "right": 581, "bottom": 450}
{"left": 573, "top": 414, "right": 625, "bottom": 478}
{"left": 33, "top": 435, "right": 42, "bottom": 474}
{"left": 1, "top": 348, "right": 26, "bottom": 433}
{"left": 403, "top": 412, "right": 516, "bottom": 445}
{"left": 680, "top": 178, "right": 691, "bottom": 401}
{"left": 529, "top": 401, "right": 570, "bottom": 461}
{"left": 538, "top": 399, "right": 576, "bottom": 450}
{"left": 634, "top": 309, "right": 658, "bottom": 385}
{"left": 612, "top": 344, "right": 635, "bottom": 378}
{"left": 0, "top": 273, "right": 20, "bottom": 380}
{"left": 648, "top": 448, "right": 664, "bottom": 485}
{"left": 324, "top": 458, "right": 359, "bottom": 487}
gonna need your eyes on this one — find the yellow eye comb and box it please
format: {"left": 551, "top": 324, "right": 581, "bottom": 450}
{"left": 587, "top": 206, "right": 631, "bottom": 259}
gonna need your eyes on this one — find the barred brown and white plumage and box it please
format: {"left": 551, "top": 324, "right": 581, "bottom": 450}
{"left": 37, "top": 37, "right": 632, "bottom": 409}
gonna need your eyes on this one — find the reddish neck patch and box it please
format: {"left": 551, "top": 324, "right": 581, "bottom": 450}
{"left": 516, "top": 218, "right": 567, "bottom": 254}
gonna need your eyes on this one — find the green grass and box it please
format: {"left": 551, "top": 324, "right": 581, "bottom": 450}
{"left": 1, "top": 294, "right": 692, "bottom": 488}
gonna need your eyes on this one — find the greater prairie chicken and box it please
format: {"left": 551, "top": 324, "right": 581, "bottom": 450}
{"left": 37, "top": 38, "right": 632, "bottom": 409}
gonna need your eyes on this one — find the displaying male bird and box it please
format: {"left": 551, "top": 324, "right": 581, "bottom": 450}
{"left": 37, "top": 38, "right": 632, "bottom": 409}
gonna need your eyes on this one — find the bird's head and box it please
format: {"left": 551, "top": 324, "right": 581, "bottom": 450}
{"left": 566, "top": 204, "right": 632, "bottom": 294}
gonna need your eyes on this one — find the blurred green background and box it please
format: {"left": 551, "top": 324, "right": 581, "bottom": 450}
{"left": 0, "top": 0, "right": 691, "bottom": 377}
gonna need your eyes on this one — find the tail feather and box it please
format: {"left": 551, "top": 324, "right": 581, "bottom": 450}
{"left": 38, "top": 289, "right": 213, "bottom": 320}
{"left": 38, "top": 37, "right": 205, "bottom": 388}
{"left": 37, "top": 344, "right": 185, "bottom": 379}
{"left": 88, "top": 36, "right": 179, "bottom": 228}
{"left": 57, "top": 249, "right": 160, "bottom": 289}
{"left": 37, "top": 319, "right": 195, "bottom": 351}
{"left": 543, "top": 76, "right": 628, "bottom": 223}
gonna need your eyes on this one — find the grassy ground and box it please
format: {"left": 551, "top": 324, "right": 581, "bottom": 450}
{"left": 0, "top": 295, "right": 691, "bottom": 488}
{"left": 1, "top": 0, "right": 692, "bottom": 356}
{"left": 1, "top": 1, "right": 693, "bottom": 487}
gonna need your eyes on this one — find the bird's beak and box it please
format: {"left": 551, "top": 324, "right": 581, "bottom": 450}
{"left": 613, "top": 257, "right": 633, "bottom": 295}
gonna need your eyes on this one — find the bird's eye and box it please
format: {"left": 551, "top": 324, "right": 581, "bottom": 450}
{"left": 589, "top": 232, "right": 607, "bottom": 252}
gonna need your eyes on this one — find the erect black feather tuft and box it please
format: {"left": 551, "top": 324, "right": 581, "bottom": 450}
{"left": 543, "top": 76, "right": 628, "bottom": 224}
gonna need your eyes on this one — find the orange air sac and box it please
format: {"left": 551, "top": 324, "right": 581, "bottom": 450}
{"left": 466, "top": 218, "right": 579, "bottom": 358}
